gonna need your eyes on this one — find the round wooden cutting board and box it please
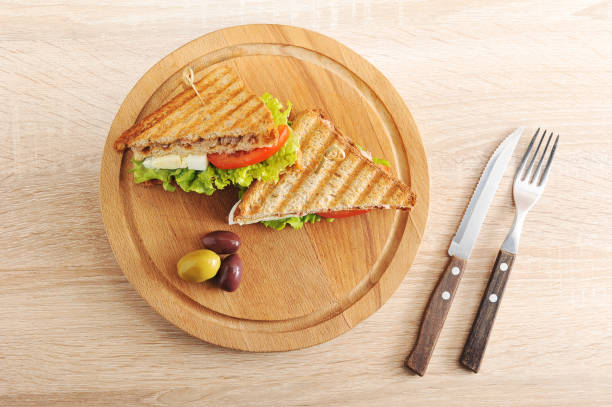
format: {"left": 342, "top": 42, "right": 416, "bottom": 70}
{"left": 100, "top": 24, "right": 429, "bottom": 352}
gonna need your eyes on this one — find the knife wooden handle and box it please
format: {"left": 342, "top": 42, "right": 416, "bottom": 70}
{"left": 460, "top": 249, "right": 516, "bottom": 373}
{"left": 405, "top": 255, "right": 466, "bottom": 376}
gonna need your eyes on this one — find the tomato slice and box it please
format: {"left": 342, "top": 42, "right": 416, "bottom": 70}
{"left": 208, "top": 125, "right": 290, "bottom": 170}
{"left": 317, "top": 209, "right": 370, "bottom": 218}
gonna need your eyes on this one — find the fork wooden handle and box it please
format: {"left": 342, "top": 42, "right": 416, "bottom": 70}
{"left": 460, "top": 249, "right": 516, "bottom": 372}
{"left": 405, "top": 255, "right": 466, "bottom": 376}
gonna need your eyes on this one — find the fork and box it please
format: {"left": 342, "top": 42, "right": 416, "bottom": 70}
{"left": 460, "top": 129, "right": 559, "bottom": 373}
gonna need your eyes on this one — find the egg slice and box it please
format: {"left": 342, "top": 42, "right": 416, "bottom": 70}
{"left": 143, "top": 154, "right": 208, "bottom": 171}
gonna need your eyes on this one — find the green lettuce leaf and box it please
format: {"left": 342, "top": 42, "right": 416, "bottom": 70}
{"left": 129, "top": 94, "right": 297, "bottom": 195}
{"left": 261, "top": 214, "right": 334, "bottom": 231}
{"left": 261, "top": 92, "right": 292, "bottom": 127}
{"left": 372, "top": 157, "right": 390, "bottom": 167}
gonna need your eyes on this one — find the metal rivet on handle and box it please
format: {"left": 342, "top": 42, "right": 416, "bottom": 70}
{"left": 451, "top": 266, "right": 460, "bottom": 275}
{"left": 500, "top": 262, "right": 508, "bottom": 271}
{"left": 489, "top": 294, "right": 498, "bottom": 303}
{"left": 442, "top": 291, "right": 451, "bottom": 300}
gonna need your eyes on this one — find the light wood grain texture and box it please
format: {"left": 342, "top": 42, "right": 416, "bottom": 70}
{"left": 1, "top": 0, "right": 612, "bottom": 406}
{"left": 100, "top": 24, "right": 429, "bottom": 351}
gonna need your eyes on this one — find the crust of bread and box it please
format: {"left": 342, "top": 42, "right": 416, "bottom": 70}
{"left": 233, "top": 110, "right": 416, "bottom": 224}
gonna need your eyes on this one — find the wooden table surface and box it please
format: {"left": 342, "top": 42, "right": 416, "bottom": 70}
{"left": 2, "top": 1, "right": 611, "bottom": 406}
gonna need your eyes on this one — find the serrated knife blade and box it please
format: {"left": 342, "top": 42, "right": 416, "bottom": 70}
{"left": 448, "top": 127, "right": 523, "bottom": 259}
{"left": 405, "top": 127, "right": 522, "bottom": 376}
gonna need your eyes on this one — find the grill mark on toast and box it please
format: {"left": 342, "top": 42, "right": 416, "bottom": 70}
{"left": 197, "top": 92, "right": 253, "bottom": 135}
{"left": 198, "top": 76, "right": 236, "bottom": 106}
{"left": 245, "top": 180, "right": 279, "bottom": 215}
{"left": 196, "top": 67, "right": 231, "bottom": 94}
{"left": 252, "top": 108, "right": 277, "bottom": 145}
{"left": 190, "top": 68, "right": 233, "bottom": 106}
{"left": 292, "top": 114, "right": 322, "bottom": 146}
{"left": 328, "top": 159, "right": 367, "bottom": 208}
{"left": 165, "top": 68, "right": 232, "bottom": 123}
{"left": 164, "top": 79, "right": 239, "bottom": 141}
{"left": 253, "top": 106, "right": 277, "bottom": 138}
{"left": 227, "top": 99, "right": 264, "bottom": 131}
{"left": 354, "top": 171, "right": 383, "bottom": 206}
{"left": 210, "top": 85, "right": 245, "bottom": 113}
{"left": 290, "top": 124, "right": 329, "bottom": 170}
{"left": 197, "top": 66, "right": 231, "bottom": 86}
{"left": 379, "top": 182, "right": 398, "bottom": 205}
{"left": 301, "top": 154, "right": 346, "bottom": 210}
{"left": 293, "top": 125, "right": 319, "bottom": 156}
{"left": 273, "top": 133, "right": 337, "bottom": 213}
{"left": 365, "top": 172, "right": 399, "bottom": 205}
{"left": 162, "top": 67, "right": 230, "bottom": 116}
{"left": 199, "top": 87, "right": 246, "bottom": 122}
{"left": 269, "top": 171, "right": 308, "bottom": 214}
{"left": 155, "top": 67, "right": 227, "bottom": 119}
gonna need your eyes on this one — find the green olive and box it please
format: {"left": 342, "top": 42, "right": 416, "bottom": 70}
{"left": 177, "top": 249, "right": 221, "bottom": 283}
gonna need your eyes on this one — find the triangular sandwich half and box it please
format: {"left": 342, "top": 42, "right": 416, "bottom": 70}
{"left": 229, "top": 110, "right": 416, "bottom": 225}
{"left": 114, "top": 65, "right": 278, "bottom": 161}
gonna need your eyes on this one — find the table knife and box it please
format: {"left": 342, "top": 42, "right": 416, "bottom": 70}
{"left": 405, "top": 128, "right": 523, "bottom": 376}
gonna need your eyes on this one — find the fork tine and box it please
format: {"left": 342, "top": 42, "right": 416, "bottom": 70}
{"left": 524, "top": 130, "right": 545, "bottom": 181}
{"left": 538, "top": 135, "right": 559, "bottom": 186}
{"left": 516, "top": 129, "right": 539, "bottom": 181}
{"left": 531, "top": 132, "right": 553, "bottom": 184}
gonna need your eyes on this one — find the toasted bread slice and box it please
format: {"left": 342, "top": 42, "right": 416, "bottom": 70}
{"left": 114, "top": 65, "right": 277, "bottom": 160}
{"left": 231, "top": 110, "right": 416, "bottom": 225}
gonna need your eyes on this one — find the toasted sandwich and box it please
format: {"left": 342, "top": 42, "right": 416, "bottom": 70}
{"left": 114, "top": 65, "right": 298, "bottom": 195}
{"left": 229, "top": 110, "right": 416, "bottom": 229}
